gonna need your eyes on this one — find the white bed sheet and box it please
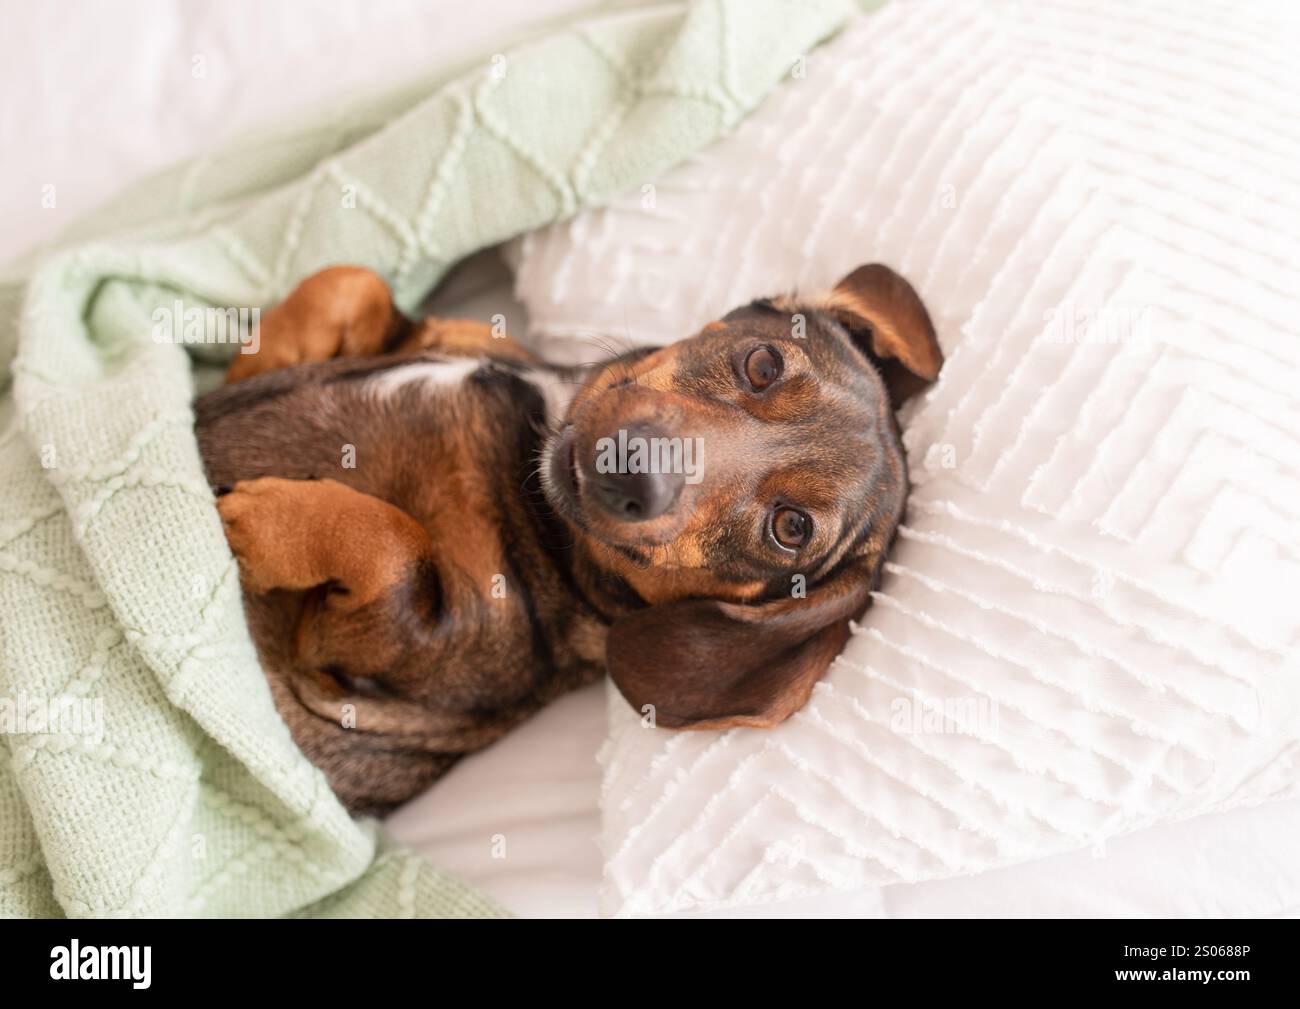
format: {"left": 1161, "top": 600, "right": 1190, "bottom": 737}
{"left": 7, "top": 0, "right": 1298, "bottom": 920}
{"left": 0, "top": 0, "right": 609, "bottom": 266}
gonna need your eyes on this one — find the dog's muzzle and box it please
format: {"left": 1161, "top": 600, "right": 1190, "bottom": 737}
{"left": 590, "top": 423, "right": 685, "bottom": 522}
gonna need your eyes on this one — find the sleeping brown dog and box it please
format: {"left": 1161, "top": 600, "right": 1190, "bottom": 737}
{"left": 195, "top": 263, "right": 942, "bottom": 814}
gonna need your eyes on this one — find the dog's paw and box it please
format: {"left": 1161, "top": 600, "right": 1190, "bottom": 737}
{"left": 217, "top": 477, "right": 317, "bottom": 594}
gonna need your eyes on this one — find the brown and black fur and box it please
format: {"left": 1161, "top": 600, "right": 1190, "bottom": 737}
{"left": 195, "top": 264, "right": 942, "bottom": 815}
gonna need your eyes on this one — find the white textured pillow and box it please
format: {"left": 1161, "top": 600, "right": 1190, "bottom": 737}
{"left": 510, "top": 0, "right": 1300, "bottom": 915}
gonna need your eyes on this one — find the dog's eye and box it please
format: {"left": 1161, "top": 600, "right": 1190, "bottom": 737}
{"left": 743, "top": 345, "right": 783, "bottom": 390}
{"left": 771, "top": 506, "right": 811, "bottom": 550}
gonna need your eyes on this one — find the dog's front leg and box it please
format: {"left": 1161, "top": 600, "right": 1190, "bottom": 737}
{"left": 216, "top": 477, "right": 432, "bottom": 605}
{"left": 225, "top": 267, "right": 404, "bottom": 383}
{"left": 226, "top": 265, "right": 536, "bottom": 384}
{"left": 217, "top": 476, "right": 440, "bottom": 681}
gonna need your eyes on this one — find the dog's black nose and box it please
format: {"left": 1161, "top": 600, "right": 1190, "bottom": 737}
{"left": 593, "top": 467, "right": 683, "bottom": 521}
{"left": 590, "top": 428, "right": 685, "bottom": 522}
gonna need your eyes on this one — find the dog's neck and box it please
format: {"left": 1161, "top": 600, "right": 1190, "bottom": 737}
{"left": 520, "top": 360, "right": 586, "bottom": 428}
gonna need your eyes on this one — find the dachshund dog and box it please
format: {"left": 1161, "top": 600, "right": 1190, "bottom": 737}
{"left": 195, "top": 263, "right": 942, "bottom": 814}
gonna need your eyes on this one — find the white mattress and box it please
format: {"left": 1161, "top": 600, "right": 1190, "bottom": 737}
{"left": 7, "top": 0, "right": 1298, "bottom": 918}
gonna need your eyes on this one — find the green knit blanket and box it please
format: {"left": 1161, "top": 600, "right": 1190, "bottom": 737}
{"left": 0, "top": 0, "right": 855, "bottom": 917}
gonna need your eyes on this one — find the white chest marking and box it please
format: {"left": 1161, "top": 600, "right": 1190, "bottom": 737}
{"left": 365, "top": 357, "right": 481, "bottom": 398}
{"left": 364, "top": 357, "right": 578, "bottom": 426}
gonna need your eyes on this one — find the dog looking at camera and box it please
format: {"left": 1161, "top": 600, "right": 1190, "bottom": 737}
{"left": 196, "top": 263, "right": 942, "bottom": 814}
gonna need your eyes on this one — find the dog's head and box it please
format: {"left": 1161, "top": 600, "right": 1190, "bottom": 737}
{"left": 540, "top": 263, "right": 942, "bottom": 730}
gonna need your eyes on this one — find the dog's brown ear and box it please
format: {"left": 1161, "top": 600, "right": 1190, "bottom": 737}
{"left": 606, "top": 558, "right": 875, "bottom": 730}
{"left": 824, "top": 263, "right": 943, "bottom": 406}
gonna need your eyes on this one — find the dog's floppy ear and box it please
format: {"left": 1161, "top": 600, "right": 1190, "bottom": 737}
{"left": 823, "top": 263, "right": 943, "bottom": 407}
{"left": 606, "top": 557, "right": 875, "bottom": 730}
